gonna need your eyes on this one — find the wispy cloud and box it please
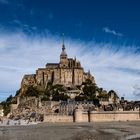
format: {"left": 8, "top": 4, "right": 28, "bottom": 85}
{"left": 0, "top": 0, "right": 9, "bottom": 4}
{"left": 8, "top": 19, "right": 38, "bottom": 33}
{"left": 0, "top": 29, "right": 139, "bottom": 101}
{"left": 103, "top": 27, "right": 123, "bottom": 37}
{"left": 133, "top": 84, "right": 140, "bottom": 97}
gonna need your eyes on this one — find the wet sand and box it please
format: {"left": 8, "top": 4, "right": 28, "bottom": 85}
{"left": 0, "top": 121, "right": 140, "bottom": 140}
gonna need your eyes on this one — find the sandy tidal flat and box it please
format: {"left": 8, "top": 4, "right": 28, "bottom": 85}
{"left": 0, "top": 121, "right": 140, "bottom": 140}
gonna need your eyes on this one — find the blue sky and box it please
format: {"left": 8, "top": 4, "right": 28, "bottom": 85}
{"left": 0, "top": 0, "right": 140, "bottom": 44}
{"left": 0, "top": 0, "right": 140, "bottom": 101}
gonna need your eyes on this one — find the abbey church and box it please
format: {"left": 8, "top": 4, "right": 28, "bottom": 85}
{"left": 20, "top": 40, "right": 95, "bottom": 95}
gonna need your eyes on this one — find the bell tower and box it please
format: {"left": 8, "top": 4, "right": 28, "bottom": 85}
{"left": 60, "top": 34, "right": 68, "bottom": 67}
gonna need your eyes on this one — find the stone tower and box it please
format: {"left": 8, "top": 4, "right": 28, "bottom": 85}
{"left": 60, "top": 34, "right": 68, "bottom": 68}
{"left": 19, "top": 38, "right": 95, "bottom": 96}
{"left": 60, "top": 38, "right": 68, "bottom": 68}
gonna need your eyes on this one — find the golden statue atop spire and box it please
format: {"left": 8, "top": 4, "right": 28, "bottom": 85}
{"left": 60, "top": 33, "right": 67, "bottom": 57}
{"left": 62, "top": 33, "right": 65, "bottom": 51}
{"left": 62, "top": 33, "right": 64, "bottom": 45}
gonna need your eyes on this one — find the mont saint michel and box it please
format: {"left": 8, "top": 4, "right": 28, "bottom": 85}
{"left": 0, "top": 0, "right": 140, "bottom": 140}
{"left": 0, "top": 40, "right": 139, "bottom": 122}
{"left": 20, "top": 41, "right": 94, "bottom": 97}
{"left": 0, "top": 40, "right": 140, "bottom": 140}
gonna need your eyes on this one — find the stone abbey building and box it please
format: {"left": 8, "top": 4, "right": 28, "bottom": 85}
{"left": 20, "top": 41, "right": 95, "bottom": 95}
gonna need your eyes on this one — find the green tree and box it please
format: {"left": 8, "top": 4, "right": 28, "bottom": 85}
{"left": 25, "top": 86, "right": 39, "bottom": 97}
{"left": 44, "top": 82, "right": 69, "bottom": 101}
{"left": 98, "top": 90, "right": 108, "bottom": 99}
{"left": 6, "top": 95, "right": 13, "bottom": 102}
{"left": 15, "top": 89, "right": 21, "bottom": 96}
{"left": 51, "top": 84, "right": 69, "bottom": 101}
{"left": 44, "top": 81, "right": 53, "bottom": 97}
{"left": 75, "top": 95, "right": 88, "bottom": 101}
{"left": 0, "top": 95, "right": 13, "bottom": 116}
{"left": 1, "top": 101, "right": 10, "bottom": 116}
{"left": 82, "top": 79, "right": 96, "bottom": 100}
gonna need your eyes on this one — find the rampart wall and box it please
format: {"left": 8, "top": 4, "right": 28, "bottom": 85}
{"left": 44, "top": 114, "right": 73, "bottom": 122}
{"left": 44, "top": 109, "right": 140, "bottom": 123}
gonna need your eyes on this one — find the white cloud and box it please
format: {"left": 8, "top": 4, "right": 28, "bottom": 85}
{"left": 133, "top": 83, "right": 140, "bottom": 97}
{"left": 0, "top": 30, "right": 140, "bottom": 101}
{"left": 103, "top": 27, "right": 123, "bottom": 37}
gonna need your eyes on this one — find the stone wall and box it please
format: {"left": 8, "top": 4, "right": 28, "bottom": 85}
{"left": 74, "top": 69, "right": 84, "bottom": 86}
{"left": 75, "top": 110, "right": 140, "bottom": 122}
{"left": 90, "top": 111, "right": 140, "bottom": 122}
{"left": 74, "top": 109, "right": 89, "bottom": 122}
{"left": 44, "top": 110, "right": 140, "bottom": 123}
{"left": 44, "top": 114, "right": 73, "bottom": 122}
{"left": 36, "top": 67, "right": 86, "bottom": 88}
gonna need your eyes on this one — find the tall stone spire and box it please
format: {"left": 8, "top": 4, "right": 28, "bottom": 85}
{"left": 60, "top": 33, "right": 68, "bottom": 67}
{"left": 62, "top": 33, "right": 65, "bottom": 50}
{"left": 60, "top": 33, "right": 67, "bottom": 57}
